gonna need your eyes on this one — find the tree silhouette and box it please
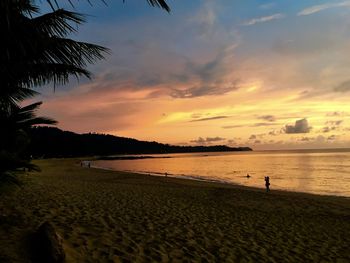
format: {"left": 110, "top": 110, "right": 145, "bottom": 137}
{"left": 1, "top": 1, "right": 108, "bottom": 100}
{"left": 0, "top": 98, "right": 56, "bottom": 184}
{"left": 1, "top": 0, "right": 169, "bottom": 183}
{"left": 0, "top": 0, "right": 108, "bottom": 182}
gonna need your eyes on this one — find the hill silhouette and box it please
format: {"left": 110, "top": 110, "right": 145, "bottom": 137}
{"left": 28, "top": 127, "right": 252, "bottom": 158}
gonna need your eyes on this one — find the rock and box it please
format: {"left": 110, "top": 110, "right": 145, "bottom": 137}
{"left": 31, "top": 221, "right": 65, "bottom": 263}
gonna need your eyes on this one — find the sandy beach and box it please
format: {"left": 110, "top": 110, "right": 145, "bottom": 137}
{"left": 1, "top": 159, "right": 350, "bottom": 262}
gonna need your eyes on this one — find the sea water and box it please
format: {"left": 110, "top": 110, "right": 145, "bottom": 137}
{"left": 94, "top": 149, "right": 350, "bottom": 197}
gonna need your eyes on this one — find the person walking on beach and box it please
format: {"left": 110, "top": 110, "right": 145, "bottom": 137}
{"left": 264, "top": 176, "right": 270, "bottom": 192}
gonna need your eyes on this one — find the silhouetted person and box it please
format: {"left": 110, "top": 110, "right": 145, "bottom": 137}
{"left": 264, "top": 176, "right": 270, "bottom": 192}
{"left": 246, "top": 173, "right": 251, "bottom": 178}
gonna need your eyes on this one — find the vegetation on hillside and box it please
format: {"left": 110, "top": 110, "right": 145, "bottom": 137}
{"left": 28, "top": 126, "right": 252, "bottom": 157}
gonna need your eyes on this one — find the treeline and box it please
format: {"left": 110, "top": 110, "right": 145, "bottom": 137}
{"left": 28, "top": 127, "right": 252, "bottom": 158}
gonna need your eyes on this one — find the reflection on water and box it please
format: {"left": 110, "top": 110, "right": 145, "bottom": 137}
{"left": 94, "top": 150, "right": 350, "bottom": 197}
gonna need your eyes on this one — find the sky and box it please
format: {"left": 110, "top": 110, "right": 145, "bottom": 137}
{"left": 34, "top": 0, "right": 350, "bottom": 150}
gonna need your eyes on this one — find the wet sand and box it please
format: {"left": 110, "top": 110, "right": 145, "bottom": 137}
{"left": 1, "top": 158, "right": 350, "bottom": 262}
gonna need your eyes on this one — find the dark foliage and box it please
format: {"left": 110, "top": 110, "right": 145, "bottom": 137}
{"left": 28, "top": 127, "right": 252, "bottom": 158}
{"left": 1, "top": 0, "right": 109, "bottom": 101}
{"left": 0, "top": 0, "right": 107, "bottom": 182}
{"left": 0, "top": 100, "right": 54, "bottom": 184}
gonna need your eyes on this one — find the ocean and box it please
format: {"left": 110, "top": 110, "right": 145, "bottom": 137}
{"left": 93, "top": 149, "right": 350, "bottom": 197}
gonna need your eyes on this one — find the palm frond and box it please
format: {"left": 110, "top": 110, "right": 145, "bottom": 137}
{"left": 39, "top": 38, "right": 109, "bottom": 67}
{"left": 15, "top": 101, "right": 58, "bottom": 127}
{"left": 18, "top": 116, "right": 57, "bottom": 127}
{"left": 146, "top": 0, "right": 170, "bottom": 12}
{"left": 0, "top": 0, "right": 39, "bottom": 16}
{"left": 31, "top": 9, "right": 85, "bottom": 37}
{"left": 1, "top": 2, "right": 109, "bottom": 92}
{"left": 14, "top": 63, "right": 92, "bottom": 87}
{"left": 45, "top": 0, "right": 171, "bottom": 12}
{"left": 18, "top": 101, "right": 43, "bottom": 113}
{"left": 0, "top": 87, "right": 38, "bottom": 106}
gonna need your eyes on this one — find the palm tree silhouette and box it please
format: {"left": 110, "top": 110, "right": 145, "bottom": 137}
{"left": 1, "top": 0, "right": 108, "bottom": 181}
{"left": 1, "top": 1, "right": 108, "bottom": 98}
{"left": 1, "top": 0, "right": 169, "bottom": 182}
{"left": 0, "top": 98, "right": 56, "bottom": 184}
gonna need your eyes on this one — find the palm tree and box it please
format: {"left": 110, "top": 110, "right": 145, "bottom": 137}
{"left": 1, "top": 0, "right": 166, "bottom": 101}
{"left": 1, "top": 0, "right": 108, "bottom": 182}
{"left": 1, "top": 0, "right": 109, "bottom": 100}
{"left": 0, "top": 100, "right": 57, "bottom": 154}
{"left": 0, "top": 0, "right": 168, "bottom": 183}
{"left": 0, "top": 98, "right": 56, "bottom": 184}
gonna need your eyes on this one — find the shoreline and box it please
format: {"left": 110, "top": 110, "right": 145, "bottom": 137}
{"left": 91, "top": 164, "right": 235, "bottom": 187}
{"left": 91, "top": 162, "right": 350, "bottom": 199}
{"left": 1, "top": 158, "right": 350, "bottom": 262}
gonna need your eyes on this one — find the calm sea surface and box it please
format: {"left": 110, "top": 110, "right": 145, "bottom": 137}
{"left": 93, "top": 149, "right": 350, "bottom": 197}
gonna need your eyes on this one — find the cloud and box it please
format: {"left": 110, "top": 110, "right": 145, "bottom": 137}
{"left": 191, "top": 1, "right": 217, "bottom": 38}
{"left": 206, "top": 137, "right": 226, "bottom": 142}
{"left": 326, "top": 111, "right": 348, "bottom": 117}
{"left": 260, "top": 3, "right": 276, "bottom": 10}
{"left": 70, "top": 7, "right": 241, "bottom": 101}
{"left": 79, "top": 44, "right": 240, "bottom": 100}
{"left": 170, "top": 83, "right": 239, "bottom": 98}
{"left": 315, "top": 135, "right": 326, "bottom": 143}
{"left": 328, "top": 135, "right": 337, "bottom": 141}
{"left": 243, "top": 13, "right": 285, "bottom": 26}
{"left": 322, "top": 126, "right": 336, "bottom": 133}
{"left": 300, "top": 137, "right": 313, "bottom": 142}
{"left": 170, "top": 44, "right": 240, "bottom": 98}
{"left": 334, "top": 80, "right": 350, "bottom": 93}
{"left": 284, "top": 118, "right": 312, "bottom": 134}
{"left": 298, "top": 1, "right": 350, "bottom": 16}
{"left": 191, "top": 113, "right": 202, "bottom": 119}
{"left": 190, "top": 115, "right": 229, "bottom": 122}
{"left": 268, "top": 130, "right": 281, "bottom": 136}
{"left": 257, "top": 115, "right": 276, "bottom": 122}
{"left": 190, "top": 136, "right": 225, "bottom": 144}
{"left": 252, "top": 123, "right": 277, "bottom": 127}
{"left": 322, "top": 120, "right": 342, "bottom": 133}
{"left": 222, "top": 125, "right": 245, "bottom": 129}
{"left": 40, "top": 98, "right": 145, "bottom": 133}
{"left": 222, "top": 122, "right": 278, "bottom": 129}
{"left": 190, "top": 137, "right": 206, "bottom": 144}
{"left": 325, "top": 120, "right": 343, "bottom": 126}
{"left": 227, "top": 139, "right": 237, "bottom": 146}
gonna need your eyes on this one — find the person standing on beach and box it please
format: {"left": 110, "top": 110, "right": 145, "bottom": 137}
{"left": 264, "top": 176, "right": 270, "bottom": 192}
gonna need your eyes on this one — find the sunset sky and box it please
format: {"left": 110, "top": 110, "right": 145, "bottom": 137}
{"left": 35, "top": 0, "right": 350, "bottom": 150}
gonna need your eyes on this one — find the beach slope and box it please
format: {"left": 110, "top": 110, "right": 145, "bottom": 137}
{"left": 1, "top": 159, "right": 349, "bottom": 262}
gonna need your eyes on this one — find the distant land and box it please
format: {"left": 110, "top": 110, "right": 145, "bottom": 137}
{"left": 28, "top": 127, "right": 252, "bottom": 158}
